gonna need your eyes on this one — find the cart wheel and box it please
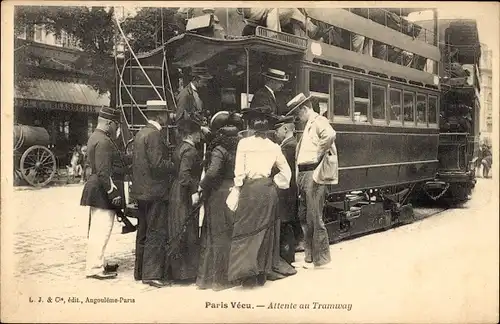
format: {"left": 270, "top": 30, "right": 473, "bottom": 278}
{"left": 20, "top": 145, "right": 56, "bottom": 187}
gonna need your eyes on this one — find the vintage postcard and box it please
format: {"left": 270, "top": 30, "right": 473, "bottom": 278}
{"left": 1, "top": 1, "right": 499, "bottom": 323}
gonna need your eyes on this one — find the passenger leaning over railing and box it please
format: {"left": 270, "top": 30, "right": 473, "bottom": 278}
{"left": 237, "top": 8, "right": 318, "bottom": 38}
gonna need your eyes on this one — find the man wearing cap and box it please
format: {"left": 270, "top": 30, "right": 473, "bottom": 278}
{"left": 286, "top": 93, "right": 338, "bottom": 269}
{"left": 131, "top": 100, "right": 176, "bottom": 288}
{"left": 250, "top": 68, "right": 289, "bottom": 115}
{"left": 80, "top": 107, "right": 127, "bottom": 279}
{"left": 175, "top": 66, "right": 213, "bottom": 135}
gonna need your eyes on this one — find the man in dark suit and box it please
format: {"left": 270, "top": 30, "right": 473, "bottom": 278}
{"left": 175, "top": 66, "right": 213, "bottom": 135}
{"left": 274, "top": 116, "right": 302, "bottom": 263}
{"left": 131, "top": 100, "right": 176, "bottom": 288}
{"left": 80, "top": 107, "right": 126, "bottom": 280}
{"left": 250, "top": 68, "right": 289, "bottom": 115}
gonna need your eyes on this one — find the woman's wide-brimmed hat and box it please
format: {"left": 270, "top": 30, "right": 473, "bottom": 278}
{"left": 241, "top": 107, "right": 280, "bottom": 125}
{"left": 262, "top": 68, "right": 289, "bottom": 82}
{"left": 285, "top": 93, "right": 312, "bottom": 116}
{"left": 210, "top": 111, "right": 244, "bottom": 132}
{"left": 191, "top": 66, "right": 213, "bottom": 79}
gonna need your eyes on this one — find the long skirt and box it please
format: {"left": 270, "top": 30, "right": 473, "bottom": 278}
{"left": 166, "top": 179, "right": 200, "bottom": 281}
{"left": 196, "top": 179, "right": 235, "bottom": 291}
{"left": 228, "top": 178, "right": 278, "bottom": 283}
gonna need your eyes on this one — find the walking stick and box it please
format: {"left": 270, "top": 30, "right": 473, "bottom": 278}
{"left": 198, "top": 142, "right": 207, "bottom": 237}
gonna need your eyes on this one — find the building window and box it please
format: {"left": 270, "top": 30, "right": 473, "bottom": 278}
{"left": 389, "top": 89, "right": 402, "bottom": 123}
{"left": 416, "top": 94, "right": 427, "bottom": 126}
{"left": 333, "top": 78, "right": 351, "bottom": 121}
{"left": 59, "top": 120, "right": 70, "bottom": 140}
{"left": 372, "top": 85, "right": 386, "bottom": 121}
{"left": 428, "top": 95, "right": 438, "bottom": 125}
{"left": 34, "top": 24, "right": 45, "bottom": 43}
{"left": 354, "top": 80, "right": 370, "bottom": 122}
{"left": 309, "top": 71, "right": 330, "bottom": 119}
{"left": 487, "top": 93, "right": 492, "bottom": 102}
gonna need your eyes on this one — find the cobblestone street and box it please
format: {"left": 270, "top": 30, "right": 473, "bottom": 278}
{"left": 2, "top": 178, "right": 498, "bottom": 323}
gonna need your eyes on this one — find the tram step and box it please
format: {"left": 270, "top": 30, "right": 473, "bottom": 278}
{"left": 326, "top": 202, "right": 392, "bottom": 244}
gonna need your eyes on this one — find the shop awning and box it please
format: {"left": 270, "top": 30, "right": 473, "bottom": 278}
{"left": 15, "top": 78, "right": 110, "bottom": 113}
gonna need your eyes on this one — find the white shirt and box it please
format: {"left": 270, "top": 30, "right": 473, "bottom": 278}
{"left": 234, "top": 135, "right": 291, "bottom": 189}
{"left": 148, "top": 120, "right": 162, "bottom": 131}
{"left": 265, "top": 85, "right": 276, "bottom": 100}
{"left": 296, "top": 111, "right": 336, "bottom": 165}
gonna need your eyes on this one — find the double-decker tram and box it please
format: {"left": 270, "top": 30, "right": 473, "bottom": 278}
{"left": 116, "top": 7, "right": 445, "bottom": 242}
{"left": 415, "top": 17, "right": 481, "bottom": 204}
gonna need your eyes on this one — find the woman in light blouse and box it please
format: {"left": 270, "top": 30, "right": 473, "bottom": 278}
{"left": 227, "top": 108, "right": 292, "bottom": 288}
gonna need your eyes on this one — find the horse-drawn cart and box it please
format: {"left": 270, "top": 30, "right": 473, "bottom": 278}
{"left": 14, "top": 124, "right": 57, "bottom": 187}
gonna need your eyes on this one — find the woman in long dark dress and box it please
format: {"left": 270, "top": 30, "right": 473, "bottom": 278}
{"left": 196, "top": 112, "right": 244, "bottom": 291}
{"left": 227, "top": 109, "right": 291, "bottom": 287}
{"left": 166, "top": 119, "right": 203, "bottom": 282}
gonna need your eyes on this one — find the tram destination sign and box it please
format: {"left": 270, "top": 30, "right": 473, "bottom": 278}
{"left": 16, "top": 98, "right": 101, "bottom": 114}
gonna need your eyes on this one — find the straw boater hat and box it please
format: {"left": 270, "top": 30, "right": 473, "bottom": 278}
{"left": 285, "top": 93, "right": 312, "bottom": 116}
{"left": 191, "top": 66, "right": 213, "bottom": 79}
{"left": 262, "top": 68, "right": 289, "bottom": 82}
{"left": 98, "top": 107, "right": 121, "bottom": 123}
{"left": 145, "top": 100, "right": 169, "bottom": 111}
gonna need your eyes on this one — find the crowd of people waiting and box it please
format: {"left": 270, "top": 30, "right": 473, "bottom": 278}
{"left": 80, "top": 66, "right": 339, "bottom": 290}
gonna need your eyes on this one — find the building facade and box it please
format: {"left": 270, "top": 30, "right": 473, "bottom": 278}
{"left": 479, "top": 43, "right": 493, "bottom": 145}
{"left": 14, "top": 24, "right": 110, "bottom": 166}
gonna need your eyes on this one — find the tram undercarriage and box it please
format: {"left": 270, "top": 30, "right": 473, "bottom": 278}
{"left": 323, "top": 184, "right": 417, "bottom": 244}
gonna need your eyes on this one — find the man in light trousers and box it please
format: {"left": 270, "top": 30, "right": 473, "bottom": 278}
{"left": 286, "top": 93, "right": 338, "bottom": 269}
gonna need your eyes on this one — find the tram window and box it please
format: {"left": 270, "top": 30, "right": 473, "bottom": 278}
{"left": 354, "top": 80, "right": 369, "bottom": 122}
{"left": 403, "top": 92, "right": 415, "bottom": 124}
{"left": 428, "top": 95, "right": 438, "bottom": 124}
{"left": 372, "top": 86, "right": 386, "bottom": 121}
{"left": 389, "top": 89, "right": 402, "bottom": 122}
{"left": 309, "top": 71, "right": 331, "bottom": 119}
{"left": 333, "top": 78, "right": 351, "bottom": 120}
{"left": 416, "top": 94, "right": 427, "bottom": 126}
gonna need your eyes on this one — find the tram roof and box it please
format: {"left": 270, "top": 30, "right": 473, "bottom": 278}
{"left": 139, "top": 33, "right": 305, "bottom": 68}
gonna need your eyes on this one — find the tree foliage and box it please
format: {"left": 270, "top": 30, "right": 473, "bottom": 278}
{"left": 14, "top": 6, "right": 116, "bottom": 95}
{"left": 14, "top": 6, "right": 186, "bottom": 100}
{"left": 121, "top": 7, "right": 187, "bottom": 53}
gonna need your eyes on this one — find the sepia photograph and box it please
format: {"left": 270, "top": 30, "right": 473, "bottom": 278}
{"left": 1, "top": 1, "right": 499, "bottom": 323}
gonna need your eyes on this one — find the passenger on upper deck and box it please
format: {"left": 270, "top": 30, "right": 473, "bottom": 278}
{"left": 238, "top": 8, "right": 318, "bottom": 38}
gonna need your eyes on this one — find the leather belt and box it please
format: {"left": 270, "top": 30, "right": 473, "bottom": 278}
{"left": 298, "top": 163, "right": 319, "bottom": 172}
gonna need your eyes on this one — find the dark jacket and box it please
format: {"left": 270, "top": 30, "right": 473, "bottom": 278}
{"left": 278, "top": 135, "right": 298, "bottom": 223}
{"left": 250, "top": 86, "right": 278, "bottom": 115}
{"left": 172, "top": 141, "right": 203, "bottom": 200}
{"left": 175, "top": 83, "right": 206, "bottom": 124}
{"left": 80, "top": 129, "right": 127, "bottom": 210}
{"left": 131, "top": 123, "right": 175, "bottom": 201}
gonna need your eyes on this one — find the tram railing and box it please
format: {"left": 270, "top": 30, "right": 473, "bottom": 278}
{"left": 255, "top": 26, "right": 308, "bottom": 49}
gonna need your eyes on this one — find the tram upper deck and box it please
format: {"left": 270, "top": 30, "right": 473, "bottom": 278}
{"left": 117, "top": 7, "right": 443, "bottom": 193}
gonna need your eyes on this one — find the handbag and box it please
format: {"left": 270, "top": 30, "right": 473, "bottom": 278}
{"left": 226, "top": 187, "right": 240, "bottom": 212}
